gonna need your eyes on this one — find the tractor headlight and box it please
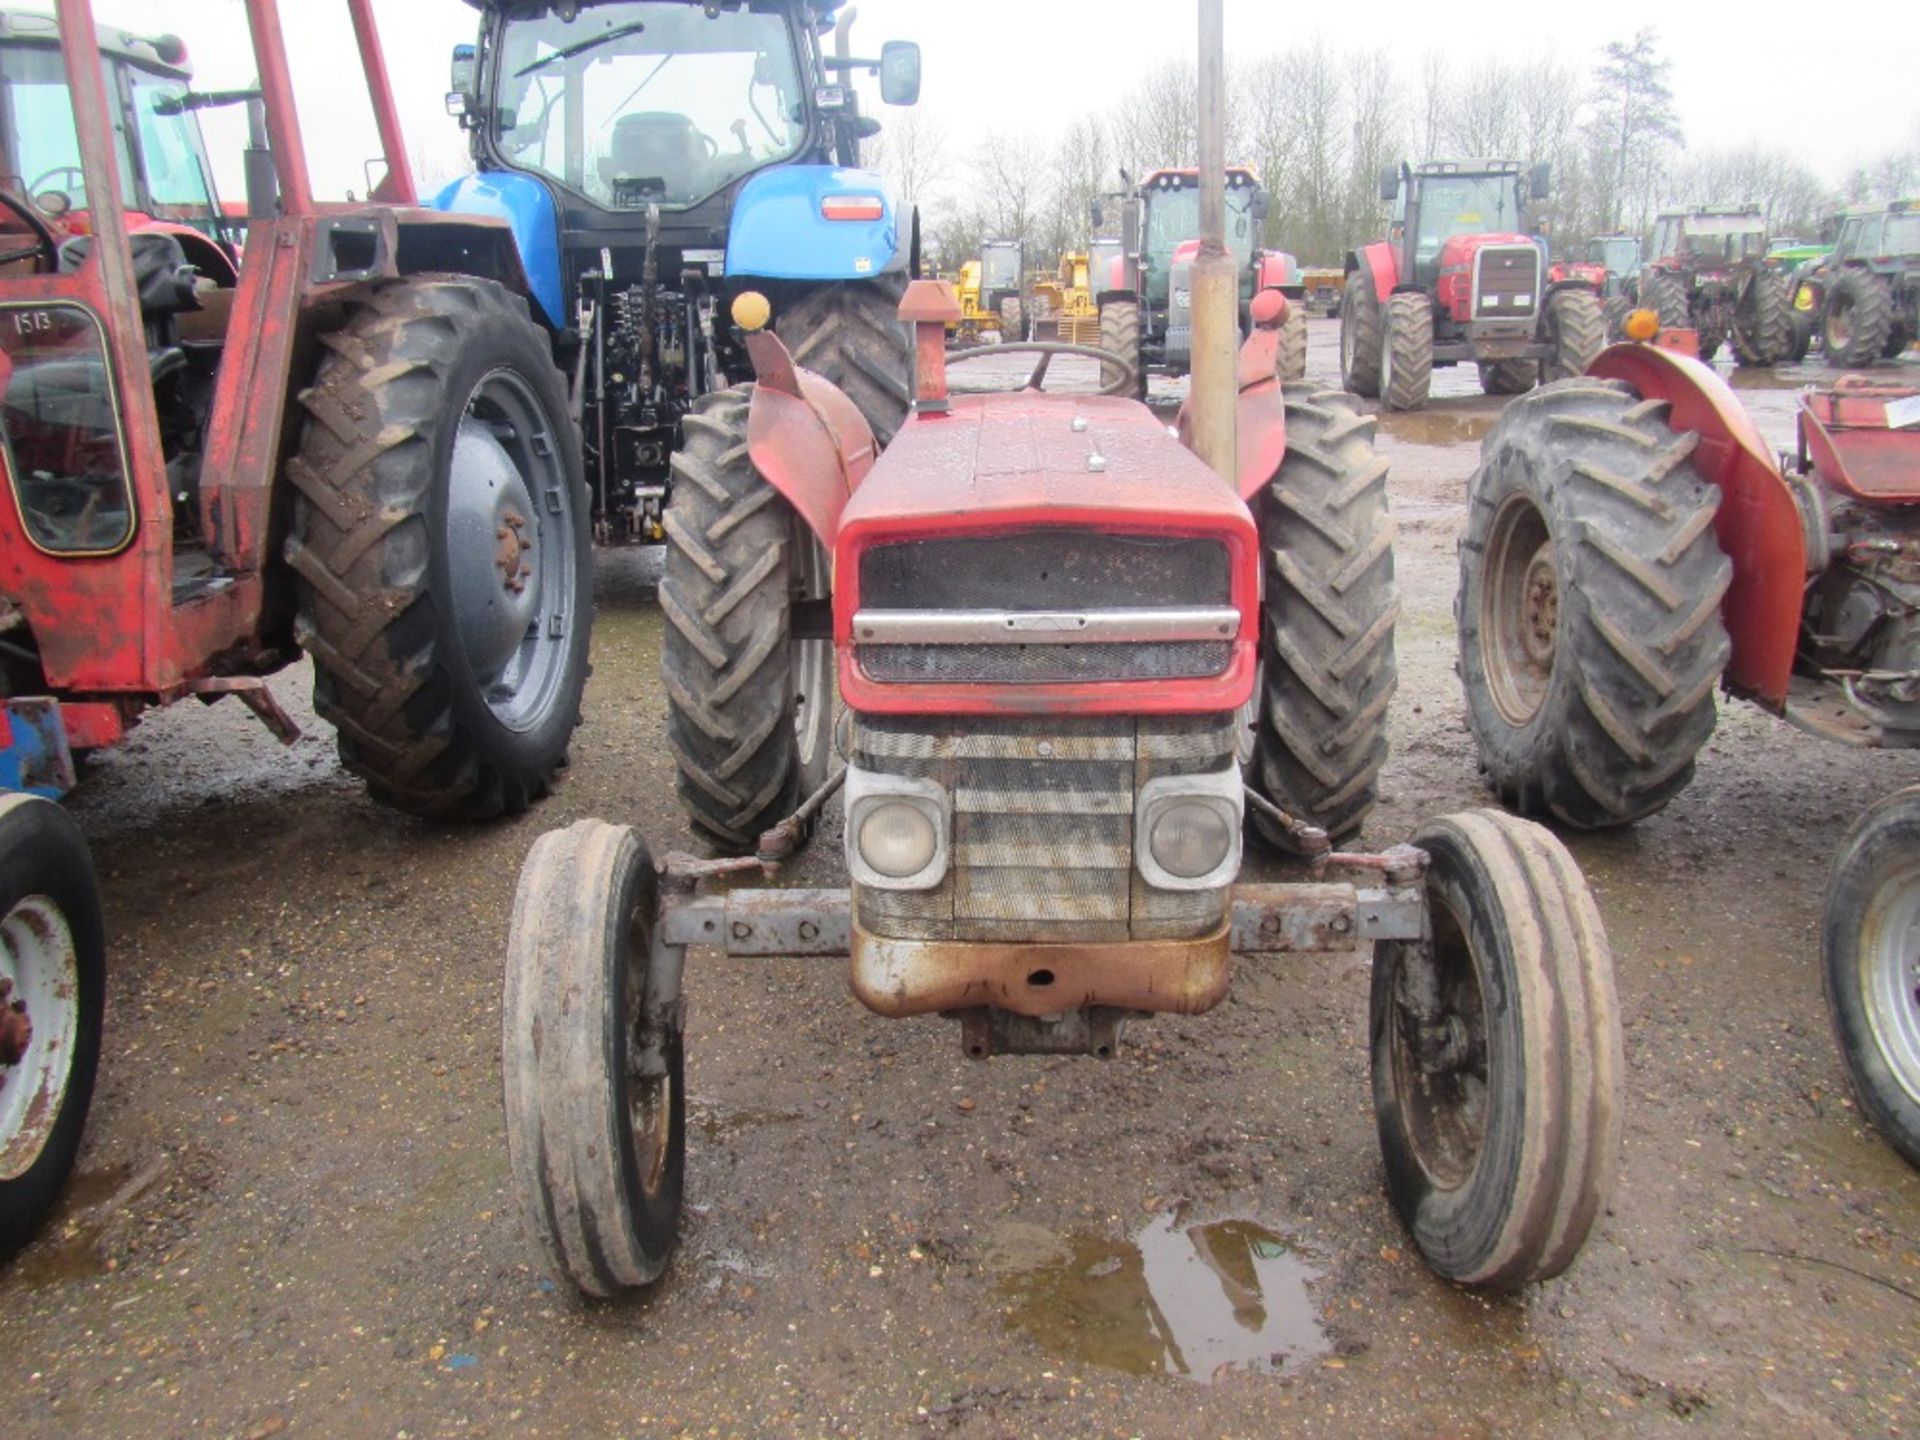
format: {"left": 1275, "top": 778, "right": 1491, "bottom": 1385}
{"left": 1135, "top": 770, "right": 1243, "bottom": 891}
{"left": 845, "top": 769, "right": 949, "bottom": 891}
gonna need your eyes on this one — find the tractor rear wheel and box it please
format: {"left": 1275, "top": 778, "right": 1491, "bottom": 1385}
{"left": 1099, "top": 299, "right": 1146, "bottom": 399}
{"left": 1339, "top": 273, "right": 1383, "bottom": 397}
{"left": 1785, "top": 306, "right": 1814, "bottom": 362}
{"left": 1603, "top": 295, "right": 1632, "bottom": 343}
{"left": 779, "top": 276, "right": 913, "bottom": 448}
{"left": 1278, "top": 299, "right": 1308, "bottom": 383}
{"left": 1824, "top": 270, "right": 1894, "bottom": 368}
{"left": 1823, "top": 787, "right": 1920, "bottom": 1168}
{"left": 1731, "top": 271, "right": 1791, "bottom": 367}
{"left": 504, "top": 819, "right": 685, "bottom": 1296}
{"left": 0, "top": 796, "right": 104, "bottom": 1262}
{"left": 998, "top": 295, "right": 1025, "bottom": 344}
{"left": 1478, "top": 359, "right": 1536, "bottom": 395}
{"left": 1457, "top": 378, "right": 1732, "bottom": 828}
{"left": 660, "top": 387, "right": 834, "bottom": 851}
{"left": 1641, "top": 270, "right": 1690, "bottom": 332}
{"left": 1542, "top": 288, "right": 1605, "bottom": 382}
{"left": 1372, "top": 809, "right": 1622, "bottom": 1288}
{"left": 1245, "top": 386, "right": 1396, "bottom": 851}
{"left": 1380, "top": 292, "right": 1433, "bottom": 411}
{"left": 287, "top": 276, "right": 591, "bottom": 820}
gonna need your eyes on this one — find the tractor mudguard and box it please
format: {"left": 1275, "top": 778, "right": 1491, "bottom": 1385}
{"left": 1255, "top": 251, "right": 1299, "bottom": 292}
{"left": 741, "top": 328, "right": 877, "bottom": 549}
{"left": 1174, "top": 291, "right": 1288, "bottom": 502}
{"left": 428, "top": 173, "right": 564, "bottom": 328}
{"left": 1350, "top": 242, "right": 1397, "bottom": 303}
{"left": 1589, "top": 342, "right": 1805, "bottom": 707}
{"left": 726, "top": 165, "right": 906, "bottom": 281}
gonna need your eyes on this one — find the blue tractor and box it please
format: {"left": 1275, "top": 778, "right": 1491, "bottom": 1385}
{"left": 439, "top": 0, "right": 921, "bottom": 544}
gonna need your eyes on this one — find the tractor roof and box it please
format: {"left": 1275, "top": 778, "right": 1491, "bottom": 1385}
{"left": 1659, "top": 205, "right": 1763, "bottom": 220}
{"left": 1139, "top": 166, "right": 1260, "bottom": 190}
{"left": 0, "top": 6, "right": 192, "bottom": 79}
{"left": 1411, "top": 158, "right": 1525, "bottom": 177}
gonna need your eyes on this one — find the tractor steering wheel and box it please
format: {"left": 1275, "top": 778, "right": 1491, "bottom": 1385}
{"left": 26, "top": 166, "right": 86, "bottom": 209}
{"left": 0, "top": 189, "right": 59, "bottom": 271}
{"left": 944, "top": 339, "right": 1140, "bottom": 398}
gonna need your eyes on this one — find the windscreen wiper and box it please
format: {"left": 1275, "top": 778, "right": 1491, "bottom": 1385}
{"left": 515, "top": 19, "right": 648, "bottom": 78}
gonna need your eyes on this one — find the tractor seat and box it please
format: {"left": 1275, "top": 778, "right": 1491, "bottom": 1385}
{"left": 57, "top": 231, "right": 202, "bottom": 317}
{"left": 600, "top": 111, "right": 708, "bottom": 203}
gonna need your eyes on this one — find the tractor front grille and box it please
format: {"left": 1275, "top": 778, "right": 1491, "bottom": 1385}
{"left": 853, "top": 530, "right": 1234, "bottom": 686}
{"left": 1474, "top": 246, "right": 1540, "bottom": 319}
{"left": 853, "top": 714, "right": 1236, "bottom": 945}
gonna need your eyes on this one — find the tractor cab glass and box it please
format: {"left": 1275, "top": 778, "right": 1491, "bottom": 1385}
{"left": 1410, "top": 175, "right": 1523, "bottom": 274}
{"left": 491, "top": 2, "right": 807, "bottom": 210}
{"left": 0, "top": 42, "right": 217, "bottom": 234}
{"left": 980, "top": 242, "right": 1020, "bottom": 292}
{"left": 1595, "top": 236, "right": 1639, "bottom": 273}
{"left": 0, "top": 301, "right": 135, "bottom": 554}
{"left": 1143, "top": 179, "right": 1259, "bottom": 264}
{"left": 1886, "top": 212, "right": 1920, "bottom": 257}
{"left": 1681, "top": 215, "right": 1766, "bottom": 264}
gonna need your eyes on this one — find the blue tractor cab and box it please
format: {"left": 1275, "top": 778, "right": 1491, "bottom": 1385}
{"left": 440, "top": 0, "right": 921, "bottom": 542}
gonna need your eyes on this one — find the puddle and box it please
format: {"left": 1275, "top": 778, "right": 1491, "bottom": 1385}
{"left": 9, "top": 1164, "right": 134, "bottom": 1285}
{"left": 1726, "top": 365, "right": 1803, "bottom": 391}
{"left": 688, "top": 1099, "right": 805, "bottom": 1143}
{"left": 1377, "top": 410, "right": 1495, "bottom": 445}
{"left": 997, "top": 1213, "right": 1329, "bottom": 1383}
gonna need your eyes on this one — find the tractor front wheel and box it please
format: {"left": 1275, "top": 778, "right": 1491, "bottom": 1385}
{"left": 661, "top": 387, "right": 834, "bottom": 851}
{"left": 1245, "top": 386, "right": 1396, "bottom": 850}
{"left": 1457, "top": 378, "right": 1731, "bottom": 828}
{"left": 288, "top": 276, "right": 591, "bottom": 820}
{"left": 1603, "top": 295, "right": 1632, "bottom": 343}
{"left": 1822, "top": 789, "right": 1920, "bottom": 1168}
{"left": 1099, "top": 299, "right": 1146, "bottom": 400}
{"left": 1542, "top": 288, "right": 1605, "bottom": 383}
{"left": 504, "top": 820, "right": 686, "bottom": 1296}
{"left": 1371, "top": 809, "right": 1622, "bottom": 1289}
{"left": 1641, "top": 270, "right": 1690, "bottom": 333}
{"left": 1340, "top": 274, "right": 1383, "bottom": 397}
{"left": 1822, "top": 270, "right": 1894, "bottom": 369}
{"left": 779, "top": 276, "right": 913, "bottom": 448}
{"left": 1380, "top": 292, "right": 1433, "bottom": 411}
{"left": 1731, "top": 271, "right": 1791, "bottom": 367}
{"left": 1477, "top": 359, "right": 1536, "bottom": 396}
{"left": 0, "top": 796, "right": 105, "bottom": 1262}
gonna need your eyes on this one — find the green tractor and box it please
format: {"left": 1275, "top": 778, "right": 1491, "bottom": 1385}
{"left": 1093, "top": 167, "right": 1307, "bottom": 396}
{"left": 1810, "top": 201, "right": 1920, "bottom": 368}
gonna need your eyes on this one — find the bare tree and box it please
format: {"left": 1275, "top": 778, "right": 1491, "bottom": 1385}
{"left": 1584, "top": 29, "right": 1684, "bottom": 234}
{"left": 1342, "top": 47, "right": 1403, "bottom": 257}
{"left": 867, "top": 108, "right": 947, "bottom": 215}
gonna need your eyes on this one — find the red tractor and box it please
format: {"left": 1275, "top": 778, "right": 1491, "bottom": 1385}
{"left": 1342, "top": 159, "right": 1605, "bottom": 411}
{"left": 1455, "top": 324, "right": 1920, "bottom": 1167}
{"left": 1637, "top": 207, "right": 1792, "bottom": 367}
{"left": 0, "top": 0, "right": 592, "bottom": 1256}
{"left": 502, "top": 265, "right": 1626, "bottom": 1295}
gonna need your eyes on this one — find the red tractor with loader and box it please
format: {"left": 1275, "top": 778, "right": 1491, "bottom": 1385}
{"left": 501, "top": 138, "right": 1626, "bottom": 1296}
{"left": 1455, "top": 311, "right": 1920, "bottom": 1167}
{"left": 1342, "top": 158, "right": 1605, "bottom": 411}
{"left": 0, "top": 0, "right": 593, "bottom": 1257}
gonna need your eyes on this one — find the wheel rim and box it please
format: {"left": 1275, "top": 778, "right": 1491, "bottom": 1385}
{"left": 1481, "top": 494, "right": 1558, "bottom": 728}
{"left": 793, "top": 527, "right": 834, "bottom": 789}
{"left": 1390, "top": 892, "right": 1489, "bottom": 1192}
{"left": 0, "top": 895, "right": 79, "bottom": 1182}
{"left": 621, "top": 918, "right": 675, "bottom": 1201}
{"left": 1828, "top": 300, "right": 1852, "bottom": 350}
{"left": 446, "top": 369, "right": 579, "bottom": 733}
{"left": 1858, "top": 859, "right": 1920, "bottom": 1107}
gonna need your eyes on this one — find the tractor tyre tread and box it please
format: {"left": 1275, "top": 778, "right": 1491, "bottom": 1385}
{"left": 1543, "top": 288, "right": 1606, "bottom": 383}
{"left": 1479, "top": 359, "right": 1538, "bottom": 396}
{"left": 1249, "top": 388, "right": 1397, "bottom": 849}
{"left": 1341, "top": 274, "right": 1384, "bottom": 397}
{"left": 999, "top": 295, "right": 1025, "bottom": 344}
{"left": 1731, "top": 270, "right": 1791, "bottom": 367}
{"left": 779, "top": 276, "right": 913, "bottom": 448}
{"left": 1824, "top": 268, "right": 1894, "bottom": 369}
{"left": 1641, "top": 270, "right": 1691, "bottom": 333}
{"left": 1278, "top": 301, "right": 1308, "bottom": 383}
{"left": 1381, "top": 292, "right": 1433, "bottom": 411}
{"left": 287, "top": 275, "right": 590, "bottom": 821}
{"left": 1456, "top": 378, "right": 1732, "bottom": 828}
{"left": 1099, "top": 298, "right": 1145, "bottom": 399}
{"left": 660, "top": 387, "right": 806, "bottom": 851}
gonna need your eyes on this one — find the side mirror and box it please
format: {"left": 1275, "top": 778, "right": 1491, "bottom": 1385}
{"left": 448, "top": 43, "right": 478, "bottom": 121}
{"left": 1379, "top": 165, "right": 1398, "bottom": 203}
{"left": 1530, "top": 162, "right": 1550, "bottom": 200}
{"left": 1250, "top": 187, "right": 1271, "bottom": 223}
{"left": 879, "top": 40, "right": 921, "bottom": 106}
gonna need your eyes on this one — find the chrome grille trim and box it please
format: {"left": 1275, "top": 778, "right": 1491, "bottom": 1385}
{"left": 852, "top": 714, "right": 1235, "bottom": 944}
{"left": 851, "top": 607, "right": 1241, "bottom": 645}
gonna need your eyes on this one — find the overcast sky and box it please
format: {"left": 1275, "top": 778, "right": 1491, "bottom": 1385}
{"left": 42, "top": 0, "right": 1920, "bottom": 201}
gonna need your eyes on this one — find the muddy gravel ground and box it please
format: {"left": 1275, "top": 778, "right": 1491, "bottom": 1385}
{"left": 3, "top": 323, "right": 1917, "bottom": 1439}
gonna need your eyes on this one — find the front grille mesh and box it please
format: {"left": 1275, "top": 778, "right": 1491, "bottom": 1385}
{"left": 856, "top": 530, "right": 1233, "bottom": 686}
{"left": 854, "top": 715, "right": 1235, "bottom": 945}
